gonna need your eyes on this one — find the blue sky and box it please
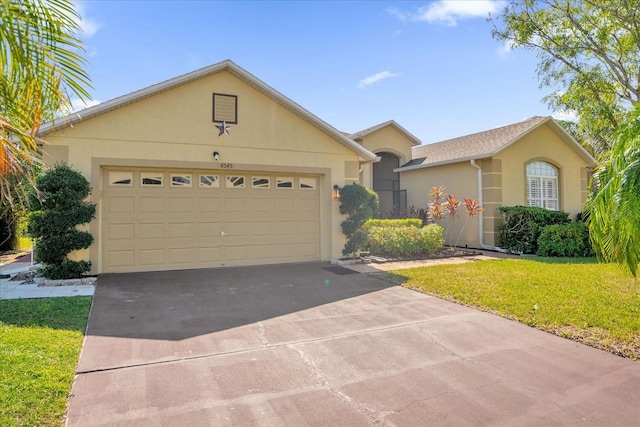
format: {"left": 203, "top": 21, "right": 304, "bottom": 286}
{"left": 74, "top": 0, "right": 572, "bottom": 145}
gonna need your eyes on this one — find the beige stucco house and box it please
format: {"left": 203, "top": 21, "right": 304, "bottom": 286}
{"left": 39, "top": 60, "right": 377, "bottom": 274}
{"left": 396, "top": 116, "right": 597, "bottom": 249}
{"left": 39, "top": 60, "right": 596, "bottom": 274}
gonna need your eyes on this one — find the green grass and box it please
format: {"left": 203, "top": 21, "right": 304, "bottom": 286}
{"left": 0, "top": 297, "right": 92, "bottom": 427}
{"left": 384, "top": 258, "right": 640, "bottom": 360}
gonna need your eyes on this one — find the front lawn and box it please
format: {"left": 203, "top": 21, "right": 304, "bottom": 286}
{"left": 0, "top": 297, "right": 92, "bottom": 427}
{"left": 385, "top": 258, "right": 640, "bottom": 360}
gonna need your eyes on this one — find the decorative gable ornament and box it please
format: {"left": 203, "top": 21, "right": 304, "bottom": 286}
{"left": 216, "top": 121, "right": 231, "bottom": 137}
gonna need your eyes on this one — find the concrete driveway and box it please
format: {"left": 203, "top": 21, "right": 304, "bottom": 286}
{"left": 67, "top": 262, "right": 640, "bottom": 426}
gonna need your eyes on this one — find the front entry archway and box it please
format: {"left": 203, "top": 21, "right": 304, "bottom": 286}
{"left": 373, "top": 152, "right": 405, "bottom": 217}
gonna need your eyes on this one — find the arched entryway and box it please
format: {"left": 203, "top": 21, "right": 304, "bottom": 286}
{"left": 373, "top": 152, "right": 406, "bottom": 217}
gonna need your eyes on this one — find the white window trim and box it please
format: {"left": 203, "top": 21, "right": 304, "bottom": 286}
{"left": 526, "top": 162, "right": 558, "bottom": 210}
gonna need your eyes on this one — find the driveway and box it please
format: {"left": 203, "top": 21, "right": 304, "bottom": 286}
{"left": 67, "top": 262, "right": 640, "bottom": 426}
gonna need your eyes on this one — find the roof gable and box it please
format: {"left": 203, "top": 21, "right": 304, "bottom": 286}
{"left": 399, "top": 116, "right": 596, "bottom": 171}
{"left": 39, "top": 60, "right": 376, "bottom": 161}
{"left": 348, "top": 120, "right": 421, "bottom": 146}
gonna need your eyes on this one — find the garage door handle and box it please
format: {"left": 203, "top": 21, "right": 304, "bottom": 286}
{"left": 221, "top": 231, "right": 226, "bottom": 237}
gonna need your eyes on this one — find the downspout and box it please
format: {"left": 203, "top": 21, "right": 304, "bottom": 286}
{"left": 470, "top": 160, "right": 500, "bottom": 251}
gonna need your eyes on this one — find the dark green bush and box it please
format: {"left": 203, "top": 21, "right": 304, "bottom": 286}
{"left": 497, "top": 206, "right": 570, "bottom": 254}
{"left": 27, "top": 164, "right": 96, "bottom": 279}
{"left": 536, "top": 222, "right": 594, "bottom": 257}
{"left": 339, "top": 183, "right": 379, "bottom": 257}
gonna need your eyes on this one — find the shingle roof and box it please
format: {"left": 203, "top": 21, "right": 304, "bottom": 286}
{"left": 348, "top": 120, "right": 421, "bottom": 146}
{"left": 399, "top": 116, "right": 582, "bottom": 170}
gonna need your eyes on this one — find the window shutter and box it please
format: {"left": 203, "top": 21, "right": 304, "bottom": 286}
{"left": 526, "top": 162, "right": 558, "bottom": 211}
{"left": 527, "top": 177, "right": 541, "bottom": 207}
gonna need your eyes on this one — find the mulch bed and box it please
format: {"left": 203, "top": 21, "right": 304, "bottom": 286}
{"left": 364, "top": 247, "right": 482, "bottom": 263}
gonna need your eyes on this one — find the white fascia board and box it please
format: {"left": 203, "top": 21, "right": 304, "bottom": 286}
{"left": 394, "top": 155, "right": 488, "bottom": 173}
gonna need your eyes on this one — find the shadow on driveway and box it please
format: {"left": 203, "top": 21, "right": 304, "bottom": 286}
{"left": 88, "top": 262, "right": 393, "bottom": 341}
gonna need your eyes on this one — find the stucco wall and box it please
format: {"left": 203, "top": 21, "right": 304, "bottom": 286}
{"left": 42, "top": 70, "right": 361, "bottom": 272}
{"left": 400, "top": 123, "right": 594, "bottom": 249}
{"left": 401, "top": 162, "right": 480, "bottom": 248}
{"left": 496, "top": 125, "right": 590, "bottom": 216}
{"left": 357, "top": 125, "right": 414, "bottom": 190}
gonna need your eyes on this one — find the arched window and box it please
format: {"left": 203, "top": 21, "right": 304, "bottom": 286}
{"left": 526, "top": 161, "right": 558, "bottom": 210}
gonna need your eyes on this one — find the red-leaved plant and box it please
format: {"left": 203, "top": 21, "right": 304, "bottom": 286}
{"left": 428, "top": 186, "right": 484, "bottom": 250}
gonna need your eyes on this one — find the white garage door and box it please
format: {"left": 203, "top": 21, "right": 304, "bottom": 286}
{"left": 101, "top": 168, "right": 320, "bottom": 273}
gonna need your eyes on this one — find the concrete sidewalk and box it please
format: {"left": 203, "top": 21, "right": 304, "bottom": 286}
{"left": 0, "top": 253, "right": 94, "bottom": 300}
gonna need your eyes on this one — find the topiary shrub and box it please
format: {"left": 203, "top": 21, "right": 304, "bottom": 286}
{"left": 339, "top": 183, "right": 379, "bottom": 257}
{"left": 27, "top": 164, "right": 96, "bottom": 279}
{"left": 497, "top": 206, "right": 570, "bottom": 254}
{"left": 536, "top": 222, "right": 594, "bottom": 257}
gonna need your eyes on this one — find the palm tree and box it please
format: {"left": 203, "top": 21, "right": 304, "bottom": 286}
{"left": 0, "top": 0, "right": 91, "bottom": 207}
{"left": 585, "top": 109, "right": 640, "bottom": 277}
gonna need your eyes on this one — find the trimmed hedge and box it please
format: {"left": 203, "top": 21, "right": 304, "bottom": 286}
{"left": 365, "top": 222, "right": 444, "bottom": 258}
{"left": 420, "top": 223, "right": 445, "bottom": 254}
{"left": 363, "top": 218, "right": 422, "bottom": 229}
{"left": 497, "top": 206, "right": 570, "bottom": 254}
{"left": 537, "top": 222, "right": 594, "bottom": 257}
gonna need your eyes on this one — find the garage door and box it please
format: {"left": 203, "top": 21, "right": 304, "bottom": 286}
{"left": 101, "top": 168, "right": 320, "bottom": 273}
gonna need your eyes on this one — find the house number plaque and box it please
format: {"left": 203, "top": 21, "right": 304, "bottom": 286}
{"left": 220, "top": 163, "right": 234, "bottom": 169}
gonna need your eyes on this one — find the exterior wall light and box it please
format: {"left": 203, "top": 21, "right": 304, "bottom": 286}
{"left": 213, "top": 151, "right": 220, "bottom": 161}
{"left": 333, "top": 184, "right": 341, "bottom": 200}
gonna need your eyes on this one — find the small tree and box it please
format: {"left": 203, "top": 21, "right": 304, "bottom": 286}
{"left": 338, "top": 183, "right": 379, "bottom": 258}
{"left": 27, "top": 164, "right": 96, "bottom": 279}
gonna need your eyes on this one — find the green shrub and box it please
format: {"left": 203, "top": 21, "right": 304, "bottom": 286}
{"left": 363, "top": 218, "right": 422, "bottom": 230}
{"left": 367, "top": 226, "right": 423, "bottom": 258}
{"left": 537, "top": 222, "right": 594, "bottom": 257}
{"left": 366, "top": 223, "right": 444, "bottom": 258}
{"left": 27, "top": 164, "right": 96, "bottom": 279}
{"left": 497, "top": 206, "right": 570, "bottom": 254}
{"left": 339, "top": 183, "right": 379, "bottom": 257}
{"left": 421, "top": 223, "right": 445, "bottom": 254}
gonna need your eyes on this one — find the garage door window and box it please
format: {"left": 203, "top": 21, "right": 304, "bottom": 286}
{"left": 171, "top": 174, "right": 192, "bottom": 187}
{"left": 109, "top": 171, "right": 133, "bottom": 186}
{"left": 299, "top": 177, "right": 317, "bottom": 190}
{"left": 199, "top": 174, "right": 220, "bottom": 188}
{"left": 227, "top": 175, "right": 245, "bottom": 188}
{"left": 252, "top": 176, "right": 270, "bottom": 189}
{"left": 141, "top": 172, "right": 163, "bottom": 186}
{"left": 277, "top": 177, "right": 293, "bottom": 189}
